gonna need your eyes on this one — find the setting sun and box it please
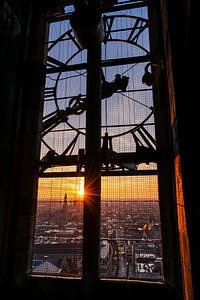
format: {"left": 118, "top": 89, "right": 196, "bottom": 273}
{"left": 78, "top": 183, "right": 85, "bottom": 196}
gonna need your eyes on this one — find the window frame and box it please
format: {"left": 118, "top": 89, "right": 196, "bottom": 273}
{"left": 10, "top": 1, "right": 182, "bottom": 299}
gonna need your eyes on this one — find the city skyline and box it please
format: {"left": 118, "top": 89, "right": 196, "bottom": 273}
{"left": 33, "top": 196, "right": 163, "bottom": 281}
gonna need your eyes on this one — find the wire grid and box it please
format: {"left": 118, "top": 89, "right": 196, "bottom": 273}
{"left": 100, "top": 176, "right": 164, "bottom": 282}
{"left": 32, "top": 5, "right": 163, "bottom": 281}
{"left": 32, "top": 177, "right": 84, "bottom": 277}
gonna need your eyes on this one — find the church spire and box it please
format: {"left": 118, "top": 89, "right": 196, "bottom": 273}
{"left": 63, "top": 193, "right": 68, "bottom": 211}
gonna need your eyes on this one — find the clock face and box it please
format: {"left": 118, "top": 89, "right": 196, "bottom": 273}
{"left": 40, "top": 9, "right": 157, "bottom": 175}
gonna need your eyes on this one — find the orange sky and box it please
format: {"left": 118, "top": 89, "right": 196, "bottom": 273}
{"left": 37, "top": 175, "right": 158, "bottom": 202}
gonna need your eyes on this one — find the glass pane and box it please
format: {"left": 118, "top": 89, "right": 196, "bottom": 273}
{"left": 32, "top": 177, "right": 84, "bottom": 277}
{"left": 99, "top": 176, "right": 164, "bottom": 282}
{"left": 31, "top": 11, "right": 86, "bottom": 278}
{"left": 31, "top": 2, "right": 164, "bottom": 284}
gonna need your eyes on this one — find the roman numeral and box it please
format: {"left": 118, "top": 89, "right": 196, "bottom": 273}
{"left": 131, "top": 125, "right": 156, "bottom": 150}
{"left": 127, "top": 18, "right": 148, "bottom": 44}
{"left": 44, "top": 87, "right": 56, "bottom": 101}
{"left": 48, "top": 29, "right": 81, "bottom": 51}
{"left": 47, "top": 56, "right": 66, "bottom": 68}
{"left": 103, "top": 15, "right": 115, "bottom": 42}
{"left": 66, "top": 30, "right": 81, "bottom": 50}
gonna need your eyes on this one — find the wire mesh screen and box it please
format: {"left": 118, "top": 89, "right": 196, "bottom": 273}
{"left": 32, "top": 177, "right": 84, "bottom": 277}
{"left": 31, "top": 3, "right": 164, "bottom": 282}
{"left": 31, "top": 16, "right": 85, "bottom": 277}
{"left": 100, "top": 176, "right": 163, "bottom": 281}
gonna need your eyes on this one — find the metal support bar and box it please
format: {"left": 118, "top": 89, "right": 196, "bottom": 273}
{"left": 82, "top": 44, "right": 101, "bottom": 293}
{"left": 48, "top": 1, "right": 147, "bottom": 23}
{"left": 46, "top": 54, "right": 150, "bottom": 74}
{"left": 39, "top": 150, "right": 157, "bottom": 172}
{"left": 39, "top": 169, "right": 157, "bottom": 177}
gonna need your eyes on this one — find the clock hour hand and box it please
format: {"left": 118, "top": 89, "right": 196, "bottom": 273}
{"left": 43, "top": 72, "right": 130, "bottom": 137}
{"left": 42, "top": 109, "right": 69, "bottom": 136}
{"left": 101, "top": 73, "right": 129, "bottom": 99}
{"left": 42, "top": 94, "right": 86, "bottom": 136}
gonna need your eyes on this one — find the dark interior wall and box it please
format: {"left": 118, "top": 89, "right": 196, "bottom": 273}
{"left": 160, "top": 0, "right": 198, "bottom": 299}
{"left": 178, "top": 2, "right": 199, "bottom": 299}
{"left": 0, "top": 0, "right": 27, "bottom": 280}
{"left": 0, "top": 0, "right": 48, "bottom": 291}
{"left": 148, "top": 2, "right": 182, "bottom": 296}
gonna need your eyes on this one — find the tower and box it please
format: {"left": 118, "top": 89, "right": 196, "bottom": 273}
{"left": 63, "top": 193, "right": 68, "bottom": 222}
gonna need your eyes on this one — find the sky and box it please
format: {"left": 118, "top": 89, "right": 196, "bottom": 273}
{"left": 37, "top": 4, "right": 159, "bottom": 203}
{"left": 38, "top": 174, "right": 159, "bottom": 202}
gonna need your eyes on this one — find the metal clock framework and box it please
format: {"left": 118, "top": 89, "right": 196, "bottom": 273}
{"left": 39, "top": 0, "right": 157, "bottom": 178}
